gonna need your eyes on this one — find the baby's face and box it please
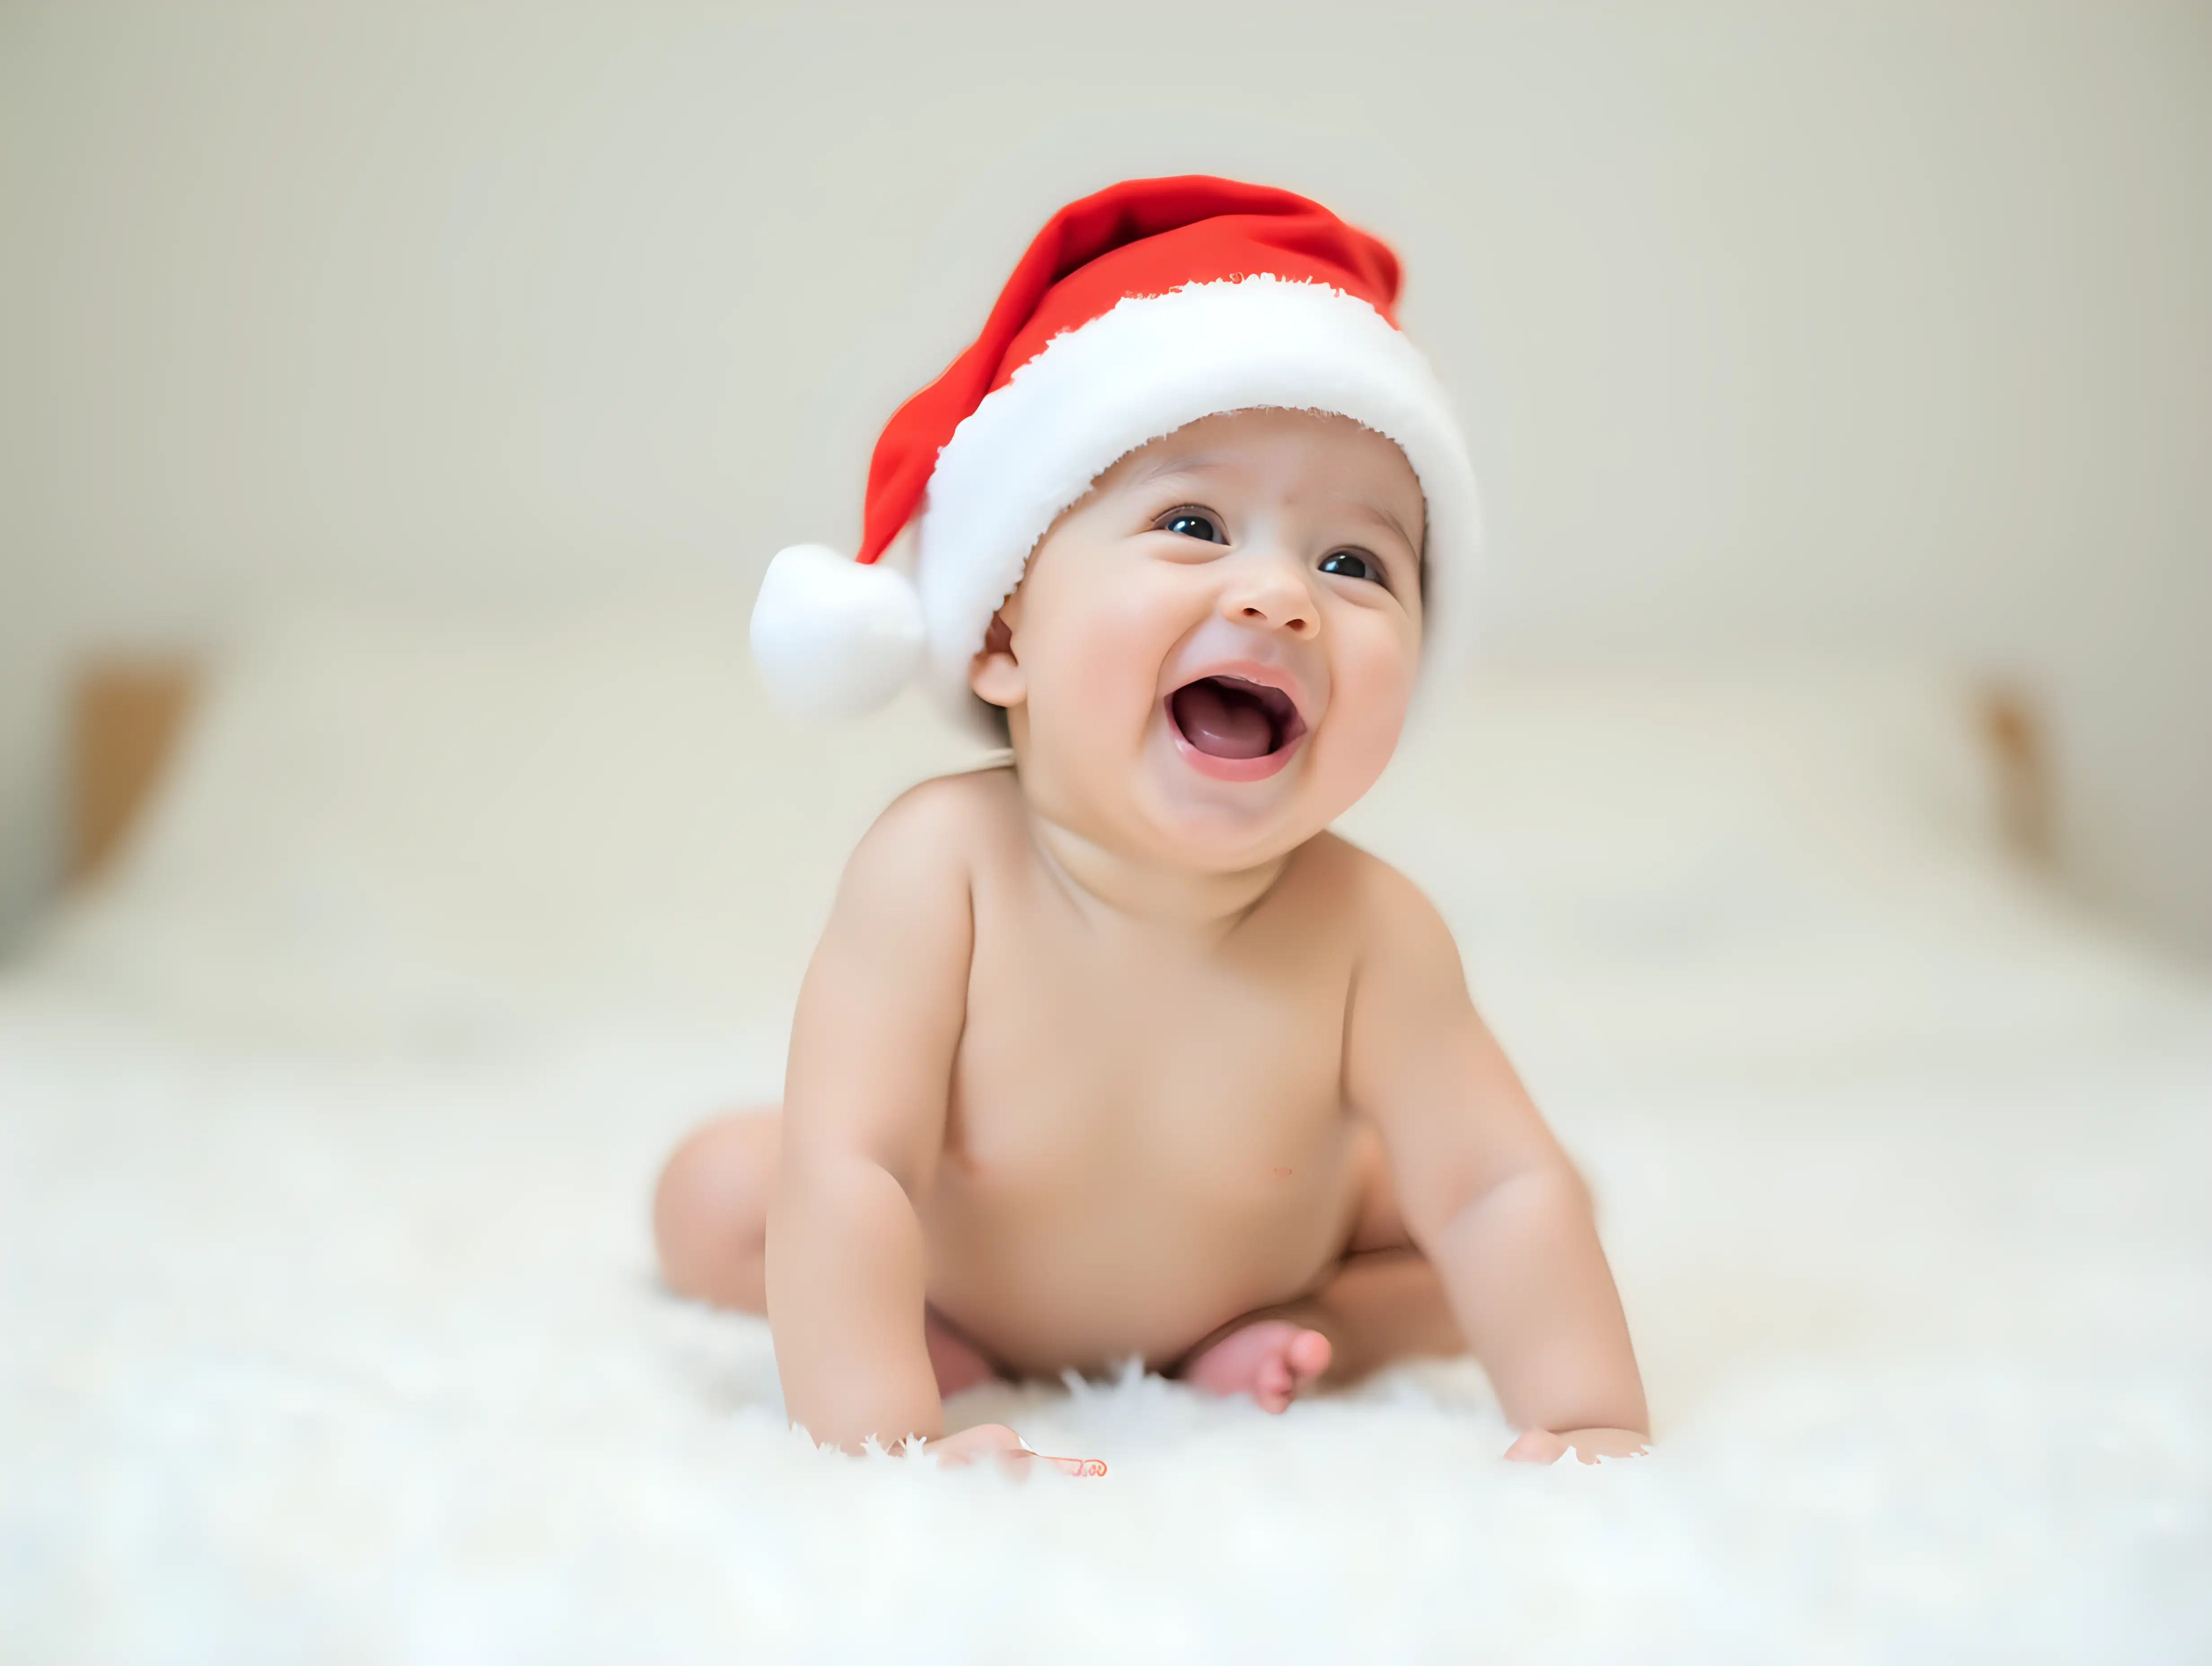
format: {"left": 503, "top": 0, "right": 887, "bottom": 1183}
{"left": 970, "top": 408, "right": 1426, "bottom": 870}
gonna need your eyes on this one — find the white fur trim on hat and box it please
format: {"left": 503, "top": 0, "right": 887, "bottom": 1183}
{"left": 914, "top": 275, "right": 1481, "bottom": 706}
{"left": 750, "top": 543, "right": 924, "bottom": 717}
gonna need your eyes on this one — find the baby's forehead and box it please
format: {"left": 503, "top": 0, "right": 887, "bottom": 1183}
{"left": 1103, "top": 408, "right": 1421, "bottom": 498}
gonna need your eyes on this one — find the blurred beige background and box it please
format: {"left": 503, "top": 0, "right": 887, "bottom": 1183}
{"left": 1, "top": 0, "right": 2207, "bottom": 958}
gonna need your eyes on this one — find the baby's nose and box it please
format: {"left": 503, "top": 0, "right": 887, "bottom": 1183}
{"left": 1223, "top": 563, "right": 1320, "bottom": 638}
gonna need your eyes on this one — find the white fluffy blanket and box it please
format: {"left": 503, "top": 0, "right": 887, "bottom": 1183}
{"left": 3, "top": 616, "right": 2208, "bottom": 1660}
{"left": 5, "top": 1012, "right": 2206, "bottom": 1661}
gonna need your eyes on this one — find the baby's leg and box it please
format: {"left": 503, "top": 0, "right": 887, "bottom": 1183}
{"left": 1294, "top": 1245, "right": 1466, "bottom": 1383}
{"left": 651, "top": 1109, "right": 1003, "bottom": 1394}
{"left": 1177, "top": 1250, "right": 1464, "bottom": 1409}
{"left": 1178, "top": 1128, "right": 1465, "bottom": 1410}
{"left": 654, "top": 1108, "right": 781, "bottom": 1310}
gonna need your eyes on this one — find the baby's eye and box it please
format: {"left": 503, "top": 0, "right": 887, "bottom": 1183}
{"left": 1159, "top": 509, "right": 1227, "bottom": 544}
{"left": 1318, "top": 549, "right": 1385, "bottom": 586}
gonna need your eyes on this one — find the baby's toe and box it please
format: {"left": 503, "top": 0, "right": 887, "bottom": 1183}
{"left": 1183, "top": 1319, "right": 1335, "bottom": 1413}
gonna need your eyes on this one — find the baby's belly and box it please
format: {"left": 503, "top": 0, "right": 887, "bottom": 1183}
{"left": 916, "top": 1122, "right": 1366, "bottom": 1377}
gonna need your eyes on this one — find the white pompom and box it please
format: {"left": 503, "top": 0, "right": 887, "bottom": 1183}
{"left": 749, "top": 544, "right": 925, "bottom": 718}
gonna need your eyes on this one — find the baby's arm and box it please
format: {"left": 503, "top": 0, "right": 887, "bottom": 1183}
{"left": 1344, "top": 862, "right": 1649, "bottom": 1455}
{"left": 765, "top": 784, "right": 973, "bottom": 1454}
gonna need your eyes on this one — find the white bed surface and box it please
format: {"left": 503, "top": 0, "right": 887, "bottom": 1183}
{"left": 4, "top": 606, "right": 2209, "bottom": 1661}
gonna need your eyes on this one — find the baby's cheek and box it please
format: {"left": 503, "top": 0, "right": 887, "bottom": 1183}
{"left": 1055, "top": 601, "right": 1174, "bottom": 725}
{"left": 1320, "top": 640, "right": 1417, "bottom": 778}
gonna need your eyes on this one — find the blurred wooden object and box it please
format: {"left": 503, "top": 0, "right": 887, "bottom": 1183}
{"left": 1978, "top": 684, "right": 2053, "bottom": 865}
{"left": 70, "top": 658, "right": 199, "bottom": 886}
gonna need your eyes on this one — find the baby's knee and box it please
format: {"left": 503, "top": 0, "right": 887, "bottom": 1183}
{"left": 651, "top": 1108, "right": 781, "bottom": 1306}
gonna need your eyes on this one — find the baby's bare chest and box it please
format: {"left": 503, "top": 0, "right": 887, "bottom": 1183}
{"left": 954, "top": 908, "right": 1351, "bottom": 1172}
{"left": 895, "top": 823, "right": 1387, "bottom": 1366}
{"left": 917, "top": 902, "right": 1367, "bottom": 1363}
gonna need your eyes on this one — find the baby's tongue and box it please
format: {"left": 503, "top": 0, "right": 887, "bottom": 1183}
{"left": 1171, "top": 679, "right": 1273, "bottom": 759}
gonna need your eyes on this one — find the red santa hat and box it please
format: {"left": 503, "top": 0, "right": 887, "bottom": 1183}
{"left": 750, "top": 175, "right": 1480, "bottom": 719}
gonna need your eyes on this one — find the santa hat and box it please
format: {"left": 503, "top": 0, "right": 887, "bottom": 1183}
{"left": 750, "top": 175, "right": 1479, "bottom": 719}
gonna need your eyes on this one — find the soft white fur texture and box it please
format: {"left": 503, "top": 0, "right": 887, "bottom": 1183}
{"left": 917, "top": 277, "right": 1479, "bottom": 701}
{"left": 6, "top": 614, "right": 2208, "bottom": 1660}
{"left": 750, "top": 543, "right": 924, "bottom": 718}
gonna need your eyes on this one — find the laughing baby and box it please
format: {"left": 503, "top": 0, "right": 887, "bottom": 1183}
{"left": 654, "top": 178, "right": 1647, "bottom": 1471}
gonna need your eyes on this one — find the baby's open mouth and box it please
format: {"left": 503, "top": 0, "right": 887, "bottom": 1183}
{"left": 1167, "top": 675, "right": 1307, "bottom": 761}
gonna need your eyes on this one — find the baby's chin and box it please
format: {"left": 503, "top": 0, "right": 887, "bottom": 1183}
{"left": 1128, "top": 721, "right": 1349, "bottom": 866}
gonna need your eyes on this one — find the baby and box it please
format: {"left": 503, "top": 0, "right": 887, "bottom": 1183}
{"left": 655, "top": 178, "right": 1647, "bottom": 1471}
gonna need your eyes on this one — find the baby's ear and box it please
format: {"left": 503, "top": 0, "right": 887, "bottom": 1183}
{"left": 968, "top": 608, "right": 1026, "bottom": 708}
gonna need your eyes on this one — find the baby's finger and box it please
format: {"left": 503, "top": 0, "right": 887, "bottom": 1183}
{"left": 925, "top": 1423, "right": 1025, "bottom": 1467}
{"left": 1502, "top": 1428, "right": 1570, "bottom": 1464}
{"left": 1556, "top": 1428, "right": 1650, "bottom": 1463}
{"left": 1014, "top": 1451, "right": 1109, "bottom": 1477}
{"left": 1503, "top": 1426, "right": 1649, "bottom": 1464}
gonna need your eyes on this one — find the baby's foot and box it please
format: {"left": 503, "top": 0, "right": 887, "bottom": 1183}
{"left": 1181, "top": 1320, "right": 1333, "bottom": 1413}
{"left": 923, "top": 1308, "right": 1001, "bottom": 1397}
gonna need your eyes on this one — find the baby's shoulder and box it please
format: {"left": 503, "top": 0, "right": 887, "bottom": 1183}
{"left": 876, "top": 762, "right": 1021, "bottom": 827}
{"left": 843, "top": 766, "right": 1023, "bottom": 888}
{"left": 1290, "top": 833, "right": 1461, "bottom": 963}
{"left": 1293, "top": 830, "right": 1440, "bottom": 913}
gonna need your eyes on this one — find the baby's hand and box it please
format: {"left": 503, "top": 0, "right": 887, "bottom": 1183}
{"left": 1503, "top": 1426, "right": 1650, "bottom": 1465}
{"left": 923, "top": 1422, "right": 1107, "bottom": 1477}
